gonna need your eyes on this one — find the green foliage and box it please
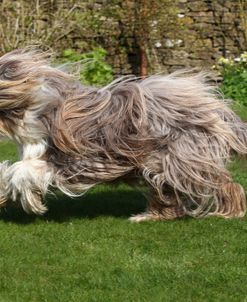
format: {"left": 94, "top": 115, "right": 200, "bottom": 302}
{"left": 220, "top": 53, "right": 247, "bottom": 106}
{"left": 62, "top": 48, "right": 113, "bottom": 86}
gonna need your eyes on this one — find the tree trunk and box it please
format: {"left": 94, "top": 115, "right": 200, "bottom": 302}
{"left": 139, "top": 0, "right": 148, "bottom": 77}
{"left": 140, "top": 47, "right": 148, "bottom": 77}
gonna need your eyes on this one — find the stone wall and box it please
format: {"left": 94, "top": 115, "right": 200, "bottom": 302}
{"left": 0, "top": 0, "right": 246, "bottom": 75}
{"left": 158, "top": 0, "right": 247, "bottom": 72}
{"left": 96, "top": 0, "right": 247, "bottom": 74}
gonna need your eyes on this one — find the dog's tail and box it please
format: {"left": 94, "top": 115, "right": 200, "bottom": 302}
{"left": 224, "top": 114, "right": 247, "bottom": 156}
{"left": 213, "top": 182, "right": 246, "bottom": 218}
{"left": 138, "top": 71, "right": 247, "bottom": 156}
{"left": 134, "top": 71, "right": 247, "bottom": 217}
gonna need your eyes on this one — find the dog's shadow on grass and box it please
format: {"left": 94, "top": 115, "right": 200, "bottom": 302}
{"left": 0, "top": 186, "right": 147, "bottom": 224}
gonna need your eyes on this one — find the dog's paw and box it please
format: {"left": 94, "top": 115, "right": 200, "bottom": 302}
{"left": 129, "top": 213, "right": 156, "bottom": 223}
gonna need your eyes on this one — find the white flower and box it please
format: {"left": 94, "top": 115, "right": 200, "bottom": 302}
{"left": 218, "top": 57, "right": 233, "bottom": 65}
{"left": 175, "top": 39, "right": 183, "bottom": 46}
{"left": 240, "top": 52, "right": 247, "bottom": 62}
{"left": 155, "top": 42, "right": 162, "bottom": 48}
{"left": 165, "top": 39, "right": 174, "bottom": 47}
{"left": 164, "top": 39, "right": 183, "bottom": 48}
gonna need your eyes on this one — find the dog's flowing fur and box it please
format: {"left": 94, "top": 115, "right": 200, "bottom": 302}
{"left": 0, "top": 48, "right": 246, "bottom": 221}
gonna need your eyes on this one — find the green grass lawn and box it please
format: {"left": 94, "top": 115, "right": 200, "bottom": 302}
{"left": 0, "top": 131, "right": 247, "bottom": 301}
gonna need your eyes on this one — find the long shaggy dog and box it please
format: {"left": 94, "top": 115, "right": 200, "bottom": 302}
{"left": 0, "top": 48, "right": 246, "bottom": 221}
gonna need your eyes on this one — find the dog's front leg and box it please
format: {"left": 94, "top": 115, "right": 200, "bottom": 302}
{"left": 0, "top": 159, "right": 54, "bottom": 214}
{"left": 0, "top": 161, "right": 12, "bottom": 207}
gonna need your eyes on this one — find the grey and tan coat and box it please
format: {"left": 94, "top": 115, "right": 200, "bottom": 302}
{"left": 0, "top": 48, "right": 246, "bottom": 221}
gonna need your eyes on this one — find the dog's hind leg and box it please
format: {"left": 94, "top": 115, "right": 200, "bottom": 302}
{"left": 129, "top": 189, "right": 186, "bottom": 222}
{"left": 209, "top": 182, "right": 246, "bottom": 219}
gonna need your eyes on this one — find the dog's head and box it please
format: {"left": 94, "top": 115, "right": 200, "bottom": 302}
{"left": 0, "top": 48, "right": 73, "bottom": 142}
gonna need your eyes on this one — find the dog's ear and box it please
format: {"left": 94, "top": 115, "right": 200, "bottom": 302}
{"left": 0, "top": 111, "right": 18, "bottom": 137}
{"left": 0, "top": 60, "right": 21, "bottom": 81}
{"left": 0, "top": 107, "right": 25, "bottom": 119}
{"left": 0, "top": 48, "right": 51, "bottom": 82}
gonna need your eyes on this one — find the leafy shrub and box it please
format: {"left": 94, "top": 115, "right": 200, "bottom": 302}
{"left": 219, "top": 53, "right": 247, "bottom": 106}
{"left": 61, "top": 48, "right": 113, "bottom": 86}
